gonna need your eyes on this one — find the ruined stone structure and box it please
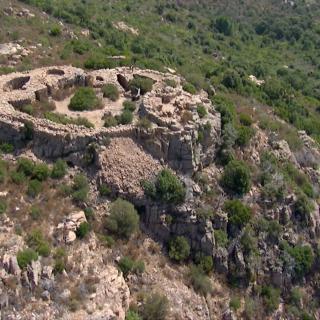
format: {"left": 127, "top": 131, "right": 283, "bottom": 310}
{"left": 0, "top": 65, "right": 221, "bottom": 174}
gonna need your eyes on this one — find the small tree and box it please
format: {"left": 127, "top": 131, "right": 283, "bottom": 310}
{"left": 69, "top": 87, "right": 101, "bottom": 111}
{"left": 33, "top": 163, "right": 50, "bottom": 181}
{"left": 155, "top": 169, "right": 186, "bottom": 204}
{"left": 221, "top": 160, "right": 251, "bottom": 195}
{"left": 76, "top": 222, "right": 90, "bottom": 239}
{"left": 129, "top": 76, "right": 154, "bottom": 95}
{"left": 106, "top": 198, "right": 139, "bottom": 239}
{"left": 224, "top": 200, "right": 252, "bottom": 233}
{"left": 169, "top": 236, "right": 190, "bottom": 261}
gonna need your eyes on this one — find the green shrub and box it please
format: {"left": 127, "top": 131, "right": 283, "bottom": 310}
{"left": 195, "top": 253, "right": 213, "bottom": 274}
{"left": 197, "top": 104, "right": 207, "bottom": 118}
{"left": 183, "top": 82, "right": 196, "bottom": 94}
{"left": 169, "top": 236, "right": 190, "bottom": 262}
{"left": 129, "top": 76, "right": 153, "bottom": 95}
{"left": 289, "top": 288, "right": 303, "bottom": 307}
{"left": 71, "top": 174, "right": 89, "bottom": 202}
{"left": 293, "top": 195, "right": 314, "bottom": 226}
{"left": 236, "top": 126, "right": 255, "bottom": 147}
{"left": 118, "top": 256, "right": 145, "bottom": 277}
{"left": 214, "top": 229, "right": 229, "bottom": 247}
{"left": 51, "top": 159, "right": 67, "bottom": 179}
{"left": 0, "top": 142, "right": 14, "bottom": 153}
{"left": 106, "top": 198, "right": 139, "bottom": 239}
{"left": 123, "top": 100, "right": 136, "bottom": 112}
{"left": 261, "top": 285, "right": 280, "bottom": 314}
{"left": 17, "top": 248, "right": 38, "bottom": 269}
{"left": 23, "top": 121, "right": 34, "bottom": 140}
{"left": 221, "top": 160, "right": 251, "bottom": 195}
{"left": 286, "top": 244, "right": 314, "bottom": 279}
{"left": 84, "top": 207, "right": 95, "bottom": 221}
{"left": 27, "top": 179, "right": 42, "bottom": 198}
{"left": 224, "top": 200, "right": 252, "bottom": 232}
{"left": 21, "top": 104, "right": 34, "bottom": 115}
{"left": 75, "top": 222, "right": 90, "bottom": 239}
{"left": 104, "top": 115, "right": 118, "bottom": 127}
{"left": 141, "top": 292, "right": 169, "bottom": 320}
{"left": 188, "top": 265, "right": 213, "bottom": 296}
{"left": 27, "top": 230, "right": 51, "bottom": 257}
{"left": 99, "top": 184, "right": 111, "bottom": 197}
{"left": 230, "top": 296, "right": 241, "bottom": 311}
{"left": 0, "top": 200, "right": 7, "bottom": 214}
{"left": 102, "top": 83, "right": 119, "bottom": 101}
{"left": 33, "top": 163, "right": 50, "bottom": 181}
{"left": 137, "top": 117, "right": 152, "bottom": 129}
{"left": 164, "top": 79, "right": 177, "bottom": 88}
{"left": 17, "top": 158, "right": 35, "bottom": 176}
{"left": 116, "top": 110, "right": 133, "bottom": 125}
{"left": 53, "top": 247, "right": 67, "bottom": 274}
{"left": 10, "top": 170, "right": 26, "bottom": 184}
{"left": 215, "top": 16, "right": 233, "bottom": 36}
{"left": 126, "top": 310, "right": 141, "bottom": 320}
{"left": 154, "top": 169, "right": 186, "bottom": 204}
{"left": 30, "top": 206, "right": 41, "bottom": 220}
{"left": 69, "top": 87, "right": 101, "bottom": 111}
{"left": 49, "top": 25, "right": 62, "bottom": 36}
{"left": 239, "top": 113, "right": 253, "bottom": 126}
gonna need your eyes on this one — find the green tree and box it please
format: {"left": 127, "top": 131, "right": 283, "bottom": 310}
{"left": 106, "top": 198, "right": 139, "bottom": 239}
{"left": 221, "top": 160, "right": 251, "bottom": 195}
{"left": 169, "top": 236, "right": 190, "bottom": 261}
{"left": 69, "top": 87, "right": 101, "bottom": 111}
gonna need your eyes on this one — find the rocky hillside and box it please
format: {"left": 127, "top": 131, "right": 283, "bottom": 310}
{"left": 0, "top": 1, "right": 319, "bottom": 320}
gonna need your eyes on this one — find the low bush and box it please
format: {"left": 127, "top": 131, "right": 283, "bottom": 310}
{"left": 164, "top": 79, "right": 177, "bottom": 88}
{"left": 137, "top": 117, "right": 152, "bottom": 129}
{"left": 224, "top": 200, "right": 252, "bottom": 232}
{"left": 169, "top": 236, "right": 190, "bottom": 262}
{"left": 10, "top": 170, "right": 26, "bottom": 184}
{"left": 118, "top": 256, "right": 145, "bottom": 277}
{"left": 129, "top": 76, "right": 153, "bottom": 95}
{"left": 106, "top": 198, "right": 139, "bottom": 239}
{"left": 49, "top": 25, "right": 62, "bottom": 36}
{"left": 51, "top": 159, "right": 67, "bottom": 179}
{"left": 123, "top": 100, "right": 136, "bottom": 112}
{"left": 71, "top": 174, "right": 89, "bottom": 202}
{"left": 261, "top": 285, "right": 280, "bottom": 314}
{"left": 75, "top": 222, "right": 90, "bottom": 239}
{"left": 188, "top": 265, "right": 213, "bottom": 296}
{"left": 17, "top": 158, "right": 34, "bottom": 176}
{"left": 195, "top": 253, "right": 213, "bottom": 274}
{"left": 27, "top": 179, "right": 42, "bottom": 198}
{"left": 17, "top": 248, "right": 38, "bottom": 269}
{"left": 33, "top": 163, "right": 50, "bottom": 181}
{"left": 141, "top": 292, "right": 169, "bottom": 320}
{"left": 293, "top": 195, "right": 314, "bottom": 226}
{"left": 183, "top": 82, "right": 196, "bottom": 94}
{"left": 0, "top": 200, "right": 7, "bottom": 214}
{"left": 149, "top": 169, "right": 186, "bottom": 205}
{"left": 69, "top": 87, "right": 101, "bottom": 111}
{"left": 214, "top": 229, "right": 229, "bottom": 247}
{"left": 104, "top": 115, "right": 118, "bottom": 127}
{"left": 30, "top": 206, "right": 41, "bottom": 220}
{"left": 0, "top": 143, "right": 14, "bottom": 153}
{"left": 230, "top": 296, "right": 241, "bottom": 311}
{"left": 197, "top": 104, "right": 207, "bottom": 118}
{"left": 239, "top": 113, "right": 253, "bottom": 126}
{"left": 221, "top": 160, "right": 251, "bottom": 195}
{"left": 27, "top": 230, "right": 51, "bottom": 257}
{"left": 116, "top": 110, "right": 133, "bottom": 125}
{"left": 102, "top": 83, "right": 119, "bottom": 101}
{"left": 236, "top": 125, "right": 255, "bottom": 147}
{"left": 125, "top": 310, "right": 141, "bottom": 320}
{"left": 99, "top": 184, "right": 111, "bottom": 197}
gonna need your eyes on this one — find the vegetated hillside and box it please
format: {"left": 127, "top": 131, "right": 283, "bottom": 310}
{"left": 5, "top": 0, "right": 320, "bottom": 144}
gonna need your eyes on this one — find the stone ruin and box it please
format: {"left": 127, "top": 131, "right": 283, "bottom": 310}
{"left": 0, "top": 65, "right": 222, "bottom": 264}
{"left": 0, "top": 65, "right": 220, "bottom": 178}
